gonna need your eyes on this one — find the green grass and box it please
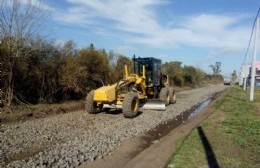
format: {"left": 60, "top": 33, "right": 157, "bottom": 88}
{"left": 166, "top": 86, "right": 260, "bottom": 168}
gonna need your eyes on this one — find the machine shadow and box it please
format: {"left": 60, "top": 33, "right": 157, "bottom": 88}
{"left": 103, "top": 109, "right": 143, "bottom": 117}
{"left": 197, "top": 126, "right": 220, "bottom": 168}
{"left": 103, "top": 109, "right": 122, "bottom": 115}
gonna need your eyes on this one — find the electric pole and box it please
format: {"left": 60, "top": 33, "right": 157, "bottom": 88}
{"left": 243, "top": 65, "right": 247, "bottom": 90}
{"left": 250, "top": 17, "right": 259, "bottom": 101}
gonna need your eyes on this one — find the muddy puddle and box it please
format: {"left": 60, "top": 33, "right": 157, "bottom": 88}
{"left": 188, "top": 98, "right": 212, "bottom": 120}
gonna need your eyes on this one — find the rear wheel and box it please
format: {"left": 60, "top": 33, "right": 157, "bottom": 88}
{"left": 160, "top": 88, "right": 170, "bottom": 106}
{"left": 169, "top": 87, "right": 176, "bottom": 104}
{"left": 122, "top": 92, "right": 139, "bottom": 118}
{"left": 85, "top": 90, "right": 100, "bottom": 114}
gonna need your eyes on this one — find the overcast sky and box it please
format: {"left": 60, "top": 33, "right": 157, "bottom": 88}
{"left": 39, "top": 0, "right": 260, "bottom": 77}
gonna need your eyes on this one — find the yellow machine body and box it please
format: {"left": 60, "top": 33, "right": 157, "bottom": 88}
{"left": 93, "top": 65, "right": 147, "bottom": 105}
{"left": 93, "top": 84, "right": 117, "bottom": 103}
{"left": 85, "top": 57, "right": 176, "bottom": 117}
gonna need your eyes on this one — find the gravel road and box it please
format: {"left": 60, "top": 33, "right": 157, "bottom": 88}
{"left": 0, "top": 85, "right": 227, "bottom": 168}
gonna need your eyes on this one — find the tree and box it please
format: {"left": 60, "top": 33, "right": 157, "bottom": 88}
{"left": 209, "top": 65, "right": 216, "bottom": 74}
{"left": 215, "top": 62, "right": 221, "bottom": 74}
{"left": 183, "top": 66, "right": 206, "bottom": 86}
{"left": 162, "top": 61, "right": 183, "bottom": 86}
{"left": 60, "top": 43, "right": 112, "bottom": 97}
{"left": 0, "top": 0, "right": 49, "bottom": 106}
{"left": 114, "top": 55, "right": 132, "bottom": 82}
{"left": 209, "top": 62, "right": 221, "bottom": 75}
{"left": 231, "top": 70, "right": 237, "bottom": 83}
{"left": 61, "top": 40, "right": 77, "bottom": 58}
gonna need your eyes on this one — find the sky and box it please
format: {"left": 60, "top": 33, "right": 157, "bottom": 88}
{"left": 37, "top": 0, "right": 260, "bottom": 77}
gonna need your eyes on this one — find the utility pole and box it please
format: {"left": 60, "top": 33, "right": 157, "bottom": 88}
{"left": 250, "top": 17, "right": 259, "bottom": 101}
{"left": 243, "top": 65, "right": 247, "bottom": 90}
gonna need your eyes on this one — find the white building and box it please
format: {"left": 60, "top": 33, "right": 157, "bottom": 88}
{"left": 240, "top": 61, "right": 260, "bottom": 87}
{"left": 239, "top": 65, "right": 250, "bottom": 86}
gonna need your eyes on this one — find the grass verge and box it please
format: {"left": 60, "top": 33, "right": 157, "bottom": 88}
{"left": 166, "top": 86, "right": 260, "bottom": 168}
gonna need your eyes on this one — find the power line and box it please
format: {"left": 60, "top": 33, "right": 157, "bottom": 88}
{"left": 243, "top": 6, "right": 260, "bottom": 65}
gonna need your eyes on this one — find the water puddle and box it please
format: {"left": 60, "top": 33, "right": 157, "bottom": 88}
{"left": 138, "top": 94, "right": 219, "bottom": 152}
{"left": 188, "top": 99, "right": 212, "bottom": 120}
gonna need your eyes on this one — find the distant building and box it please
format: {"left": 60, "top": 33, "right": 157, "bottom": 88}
{"left": 240, "top": 61, "right": 260, "bottom": 87}
{"left": 239, "top": 65, "right": 250, "bottom": 86}
{"left": 254, "top": 61, "right": 260, "bottom": 86}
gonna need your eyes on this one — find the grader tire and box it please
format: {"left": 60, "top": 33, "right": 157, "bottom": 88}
{"left": 169, "top": 87, "right": 177, "bottom": 104}
{"left": 172, "top": 93, "right": 177, "bottom": 104}
{"left": 160, "top": 88, "right": 170, "bottom": 106}
{"left": 85, "top": 90, "right": 99, "bottom": 114}
{"left": 123, "top": 92, "right": 139, "bottom": 118}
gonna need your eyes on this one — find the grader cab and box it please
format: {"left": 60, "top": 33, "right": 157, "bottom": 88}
{"left": 85, "top": 57, "right": 176, "bottom": 118}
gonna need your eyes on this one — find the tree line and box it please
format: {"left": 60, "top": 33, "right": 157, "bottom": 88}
{"left": 1, "top": 39, "right": 223, "bottom": 106}
{"left": 162, "top": 61, "right": 223, "bottom": 87}
{"left": 1, "top": 39, "right": 133, "bottom": 105}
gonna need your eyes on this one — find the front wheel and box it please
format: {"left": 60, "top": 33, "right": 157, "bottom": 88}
{"left": 122, "top": 92, "right": 139, "bottom": 118}
{"left": 169, "top": 87, "right": 177, "bottom": 104}
{"left": 85, "top": 90, "right": 100, "bottom": 114}
{"left": 160, "top": 88, "right": 170, "bottom": 106}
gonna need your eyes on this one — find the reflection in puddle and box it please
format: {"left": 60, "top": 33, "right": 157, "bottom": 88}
{"left": 188, "top": 99, "right": 212, "bottom": 120}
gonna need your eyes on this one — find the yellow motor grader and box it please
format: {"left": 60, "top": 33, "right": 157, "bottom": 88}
{"left": 85, "top": 57, "right": 176, "bottom": 118}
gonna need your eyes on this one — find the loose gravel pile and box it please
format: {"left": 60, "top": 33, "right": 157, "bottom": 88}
{"left": 0, "top": 85, "right": 227, "bottom": 168}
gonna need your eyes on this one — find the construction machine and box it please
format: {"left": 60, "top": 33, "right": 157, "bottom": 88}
{"left": 85, "top": 57, "right": 176, "bottom": 118}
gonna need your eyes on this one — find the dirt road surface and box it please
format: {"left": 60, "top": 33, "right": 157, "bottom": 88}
{"left": 0, "top": 85, "right": 227, "bottom": 168}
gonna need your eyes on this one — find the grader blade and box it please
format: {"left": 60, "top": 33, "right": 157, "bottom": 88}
{"left": 103, "top": 104, "right": 122, "bottom": 109}
{"left": 102, "top": 99, "right": 166, "bottom": 111}
{"left": 139, "top": 99, "right": 166, "bottom": 111}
